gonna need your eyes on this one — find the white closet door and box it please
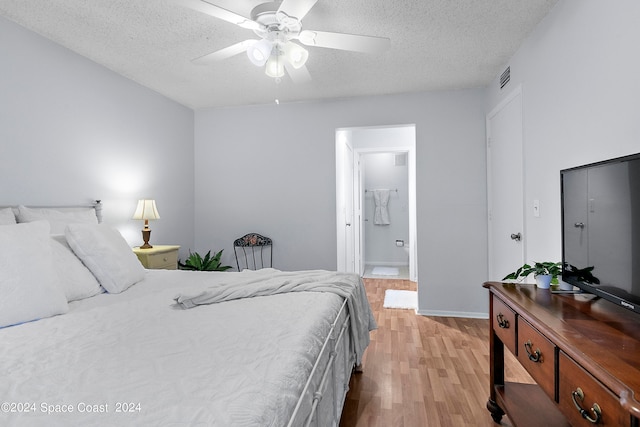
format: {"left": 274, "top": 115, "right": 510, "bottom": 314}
{"left": 487, "top": 87, "right": 525, "bottom": 280}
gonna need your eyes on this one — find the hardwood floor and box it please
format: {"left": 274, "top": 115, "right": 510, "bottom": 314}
{"left": 340, "top": 278, "right": 533, "bottom": 427}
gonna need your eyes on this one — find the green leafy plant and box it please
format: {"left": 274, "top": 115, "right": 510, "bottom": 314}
{"left": 178, "top": 249, "right": 232, "bottom": 272}
{"left": 503, "top": 261, "right": 563, "bottom": 284}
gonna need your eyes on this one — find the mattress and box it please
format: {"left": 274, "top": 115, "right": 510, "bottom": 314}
{"left": 1, "top": 269, "right": 373, "bottom": 426}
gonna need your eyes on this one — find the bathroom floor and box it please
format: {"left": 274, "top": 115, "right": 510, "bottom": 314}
{"left": 362, "top": 264, "right": 410, "bottom": 280}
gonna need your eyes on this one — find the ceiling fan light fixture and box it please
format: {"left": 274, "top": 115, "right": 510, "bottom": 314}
{"left": 247, "top": 39, "right": 272, "bottom": 66}
{"left": 284, "top": 42, "right": 309, "bottom": 69}
{"left": 187, "top": 0, "right": 391, "bottom": 84}
{"left": 265, "top": 54, "right": 285, "bottom": 78}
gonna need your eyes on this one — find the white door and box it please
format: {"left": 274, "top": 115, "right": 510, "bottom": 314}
{"left": 487, "top": 87, "right": 525, "bottom": 280}
{"left": 336, "top": 135, "right": 356, "bottom": 273}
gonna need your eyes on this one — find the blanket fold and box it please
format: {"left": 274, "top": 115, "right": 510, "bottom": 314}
{"left": 175, "top": 269, "right": 377, "bottom": 364}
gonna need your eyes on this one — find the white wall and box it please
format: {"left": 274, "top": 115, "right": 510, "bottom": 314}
{"left": 0, "top": 16, "right": 195, "bottom": 256}
{"left": 195, "top": 90, "right": 488, "bottom": 317}
{"left": 485, "top": 0, "right": 640, "bottom": 266}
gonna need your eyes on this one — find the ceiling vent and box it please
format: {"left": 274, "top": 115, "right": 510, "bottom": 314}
{"left": 500, "top": 66, "right": 511, "bottom": 89}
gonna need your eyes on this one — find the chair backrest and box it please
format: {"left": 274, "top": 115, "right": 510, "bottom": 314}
{"left": 233, "top": 233, "right": 273, "bottom": 271}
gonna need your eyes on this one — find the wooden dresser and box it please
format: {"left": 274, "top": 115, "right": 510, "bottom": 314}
{"left": 484, "top": 281, "right": 640, "bottom": 426}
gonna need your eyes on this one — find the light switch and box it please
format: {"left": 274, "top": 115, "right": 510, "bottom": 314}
{"left": 533, "top": 199, "right": 540, "bottom": 217}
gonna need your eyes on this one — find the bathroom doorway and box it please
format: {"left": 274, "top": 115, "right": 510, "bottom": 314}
{"left": 335, "top": 124, "right": 417, "bottom": 282}
{"left": 360, "top": 152, "right": 410, "bottom": 279}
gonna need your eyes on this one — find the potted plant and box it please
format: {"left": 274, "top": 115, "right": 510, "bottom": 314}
{"left": 178, "top": 249, "right": 232, "bottom": 271}
{"left": 503, "top": 261, "right": 562, "bottom": 289}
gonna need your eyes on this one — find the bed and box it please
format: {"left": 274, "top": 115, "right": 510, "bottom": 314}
{"left": 0, "top": 203, "right": 376, "bottom": 426}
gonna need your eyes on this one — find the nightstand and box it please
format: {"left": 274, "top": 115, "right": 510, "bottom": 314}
{"left": 133, "top": 245, "right": 180, "bottom": 270}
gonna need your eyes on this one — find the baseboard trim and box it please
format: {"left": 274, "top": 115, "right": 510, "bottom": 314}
{"left": 365, "top": 262, "right": 409, "bottom": 267}
{"left": 416, "top": 309, "right": 489, "bottom": 319}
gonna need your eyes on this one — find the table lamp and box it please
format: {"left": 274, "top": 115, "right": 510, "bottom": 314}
{"left": 132, "top": 199, "right": 160, "bottom": 249}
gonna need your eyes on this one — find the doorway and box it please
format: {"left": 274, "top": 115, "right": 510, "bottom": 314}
{"left": 360, "top": 152, "right": 410, "bottom": 279}
{"left": 335, "top": 124, "right": 417, "bottom": 282}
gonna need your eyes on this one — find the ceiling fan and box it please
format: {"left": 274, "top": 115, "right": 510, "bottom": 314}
{"left": 185, "top": 0, "right": 391, "bottom": 83}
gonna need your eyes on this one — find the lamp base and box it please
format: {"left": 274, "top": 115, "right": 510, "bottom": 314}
{"left": 140, "top": 229, "right": 153, "bottom": 249}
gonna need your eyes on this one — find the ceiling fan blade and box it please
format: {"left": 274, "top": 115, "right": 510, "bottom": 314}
{"left": 183, "top": 0, "right": 263, "bottom": 30}
{"left": 298, "top": 30, "right": 390, "bottom": 54}
{"left": 277, "top": 0, "right": 318, "bottom": 21}
{"left": 192, "top": 40, "right": 255, "bottom": 65}
{"left": 284, "top": 62, "right": 312, "bottom": 84}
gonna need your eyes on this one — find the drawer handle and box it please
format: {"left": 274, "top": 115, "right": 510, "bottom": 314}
{"left": 523, "top": 340, "right": 541, "bottom": 362}
{"left": 571, "top": 387, "right": 602, "bottom": 424}
{"left": 496, "top": 313, "right": 509, "bottom": 329}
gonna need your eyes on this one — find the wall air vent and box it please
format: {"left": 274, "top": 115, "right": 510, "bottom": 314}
{"left": 500, "top": 66, "right": 511, "bottom": 89}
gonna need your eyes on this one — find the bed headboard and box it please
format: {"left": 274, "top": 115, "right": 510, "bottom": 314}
{"left": 1, "top": 200, "right": 103, "bottom": 223}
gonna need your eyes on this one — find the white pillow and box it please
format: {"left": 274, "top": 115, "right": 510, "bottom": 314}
{"left": 0, "top": 221, "right": 69, "bottom": 328}
{"left": 17, "top": 205, "right": 98, "bottom": 234}
{"left": 65, "top": 223, "right": 145, "bottom": 294}
{"left": 50, "top": 235, "right": 103, "bottom": 302}
{"left": 0, "top": 207, "right": 17, "bottom": 225}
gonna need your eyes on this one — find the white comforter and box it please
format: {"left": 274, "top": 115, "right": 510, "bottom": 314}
{"left": 175, "top": 269, "right": 376, "bottom": 365}
{"left": 0, "top": 269, "right": 374, "bottom": 426}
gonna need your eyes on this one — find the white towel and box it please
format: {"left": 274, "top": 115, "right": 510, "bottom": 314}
{"left": 373, "top": 189, "right": 391, "bottom": 225}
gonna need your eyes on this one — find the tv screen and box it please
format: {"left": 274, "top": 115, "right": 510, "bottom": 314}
{"left": 561, "top": 152, "right": 640, "bottom": 314}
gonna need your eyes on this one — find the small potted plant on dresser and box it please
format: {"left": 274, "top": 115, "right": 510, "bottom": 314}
{"left": 503, "top": 261, "right": 562, "bottom": 289}
{"left": 178, "top": 249, "right": 232, "bottom": 271}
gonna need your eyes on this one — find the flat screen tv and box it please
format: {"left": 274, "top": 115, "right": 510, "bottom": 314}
{"left": 561, "top": 152, "right": 640, "bottom": 314}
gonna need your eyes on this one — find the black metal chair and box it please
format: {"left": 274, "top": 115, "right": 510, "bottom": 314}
{"left": 233, "top": 233, "right": 273, "bottom": 271}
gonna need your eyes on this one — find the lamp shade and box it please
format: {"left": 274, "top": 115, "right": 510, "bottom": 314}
{"left": 132, "top": 200, "right": 160, "bottom": 221}
{"left": 284, "top": 42, "right": 308, "bottom": 69}
{"left": 247, "top": 39, "right": 272, "bottom": 66}
{"left": 265, "top": 54, "right": 285, "bottom": 78}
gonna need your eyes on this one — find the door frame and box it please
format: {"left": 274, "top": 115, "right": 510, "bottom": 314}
{"left": 335, "top": 124, "right": 417, "bottom": 282}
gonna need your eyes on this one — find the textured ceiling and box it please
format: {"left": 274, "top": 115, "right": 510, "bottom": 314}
{"left": 0, "top": 0, "right": 558, "bottom": 109}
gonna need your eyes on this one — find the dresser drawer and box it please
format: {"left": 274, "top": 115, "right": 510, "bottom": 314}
{"left": 133, "top": 245, "right": 180, "bottom": 270}
{"left": 492, "top": 295, "right": 517, "bottom": 354}
{"left": 145, "top": 251, "right": 178, "bottom": 269}
{"left": 558, "top": 351, "right": 631, "bottom": 426}
{"left": 517, "top": 317, "right": 556, "bottom": 399}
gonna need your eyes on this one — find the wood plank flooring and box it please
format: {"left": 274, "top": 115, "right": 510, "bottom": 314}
{"left": 340, "top": 278, "right": 533, "bottom": 427}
